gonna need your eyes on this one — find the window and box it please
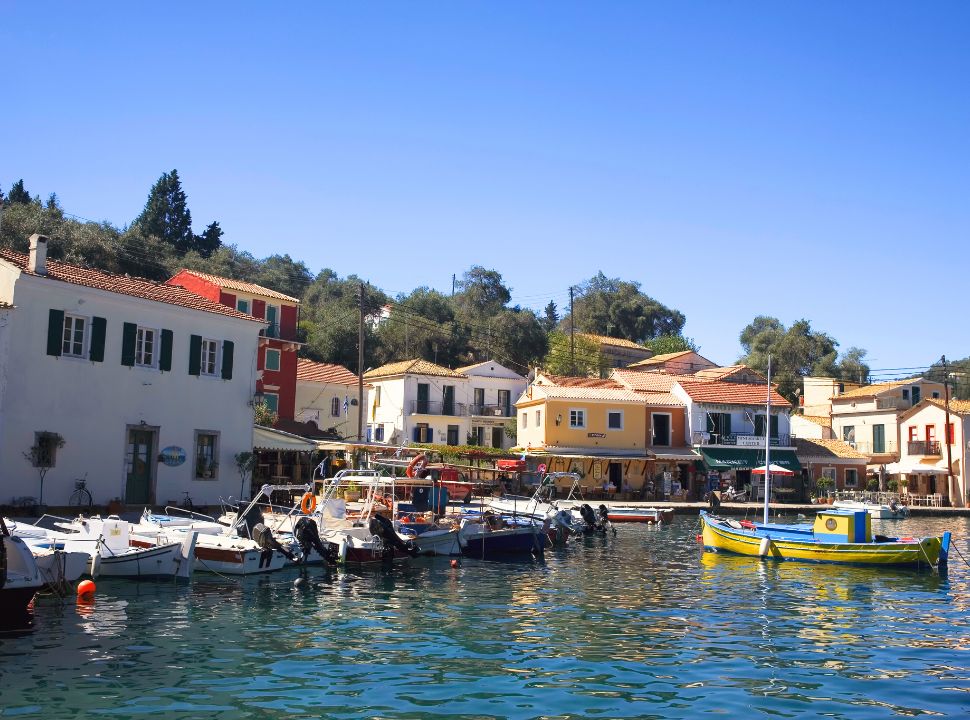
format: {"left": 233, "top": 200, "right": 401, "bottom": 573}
{"left": 873, "top": 424, "right": 886, "bottom": 453}
{"left": 263, "top": 393, "right": 279, "bottom": 414}
{"left": 413, "top": 424, "right": 432, "bottom": 443}
{"left": 474, "top": 388, "right": 485, "bottom": 409}
{"left": 926, "top": 425, "right": 937, "bottom": 443}
{"left": 374, "top": 424, "right": 385, "bottom": 442}
{"left": 471, "top": 426, "right": 485, "bottom": 445}
{"left": 62, "top": 314, "right": 86, "bottom": 357}
{"left": 908, "top": 426, "right": 918, "bottom": 442}
{"left": 569, "top": 409, "right": 586, "bottom": 428}
{"left": 706, "top": 412, "right": 731, "bottom": 439}
{"left": 135, "top": 327, "right": 156, "bottom": 367}
{"left": 200, "top": 339, "right": 218, "bottom": 375}
{"left": 536, "top": 410, "right": 541, "bottom": 427}
{"left": 498, "top": 389, "right": 511, "bottom": 415}
{"left": 608, "top": 410, "right": 624, "bottom": 430}
{"left": 331, "top": 397, "right": 340, "bottom": 417}
{"left": 842, "top": 426, "right": 855, "bottom": 443}
{"left": 194, "top": 431, "right": 219, "bottom": 479}
{"left": 947, "top": 423, "right": 955, "bottom": 444}
{"left": 447, "top": 425, "right": 459, "bottom": 446}
{"left": 932, "top": 391, "right": 941, "bottom": 399}
{"left": 755, "top": 414, "right": 780, "bottom": 438}
{"left": 911, "top": 386, "right": 921, "bottom": 404}
{"left": 237, "top": 299, "right": 250, "bottom": 314}
{"left": 822, "top": 467, "right": 836, "bottom": 482}
{"left": 30, "top": 431, "right": 62, "bottom": 468}
{"left": 902, "top": 389, "right": 910, "bottom": 400}
{"left": 652, "top": 413, "right": 671, "bottom": 446}
{"left": 265, "top": 348, "right": 281, "bottom": 372}
{"left": 521, "top": 412, "right": 528, "bottom": 429}
{"left": 845, "top": 468, "right": 858, "bottom": 487}
{"left": 374, "top": 386, "right": 381, "bottom": 407}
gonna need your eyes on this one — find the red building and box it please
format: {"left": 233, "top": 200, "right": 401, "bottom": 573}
{"left": 167, "top": 270, "right": 301, "bottom": 420}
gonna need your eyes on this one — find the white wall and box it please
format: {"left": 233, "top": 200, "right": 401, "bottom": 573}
{"left": 0, "top": 269, "right": 261, "bottom": 505}
{"left": 295, "top": 379, "right": 364, "bottom": 440}
{"left": 463, "top": 364, "right": 526, "bottom": 449}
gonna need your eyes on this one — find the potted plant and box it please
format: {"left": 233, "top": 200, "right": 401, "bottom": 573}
{"left": 343, "top": 481, "right": 361, "bottom": 502}
{"left": 23, "top": 431, "right": 65, "bottom": 509}
{"left": 196, "top": 457, "right": 218, "bottom": 479}
{"left": 815, "top": 476, "right": 834, "bottom": 503}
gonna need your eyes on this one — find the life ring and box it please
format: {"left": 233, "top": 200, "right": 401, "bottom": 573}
{"left": 300, "top": 492, "right": 317, "bottom": 514}
{"left": 406, "top": 454, "right": 427, "bottom": 478}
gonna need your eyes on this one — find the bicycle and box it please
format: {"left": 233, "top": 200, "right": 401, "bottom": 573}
{"left": 180, "top": 491, "right": 194, "bottom": 511}
{"left": 69, "top": 473, "right": 93, "bottom": 509}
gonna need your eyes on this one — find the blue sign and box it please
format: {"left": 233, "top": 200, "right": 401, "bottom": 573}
{"left": 160, "top": 446, "right": 187, "bottom": 467}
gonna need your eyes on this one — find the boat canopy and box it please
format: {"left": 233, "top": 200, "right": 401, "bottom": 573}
{"left": 700, "top": 448, "right": 801, "bottom": 472}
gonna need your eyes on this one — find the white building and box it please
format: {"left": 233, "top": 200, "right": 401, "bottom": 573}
{"left": 363, "top": 358, "right": 525, "bottom": 449}
{"left": 456, "top": 360, "right": 527, "bottom": 450}
{"left": 294, "top": 358, "right": 365, "bottom": 440}
{"left": 0, "top": 236, "right": 265, "bottom": 506}
{"left": 894, "top": 398, "right": 968, "bottom": 507}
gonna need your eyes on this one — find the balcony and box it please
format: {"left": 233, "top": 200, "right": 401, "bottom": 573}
{"left": 849, "top": 440, "right": 897, "bottom": 456}
{"left": 692, "top": 431, "right": 793, "bottom": 448}
{"left": 876, "top": 397, "right": 910, "bottom": 411}
{"left": 409, "top": 400, "right": 466, "bottom": 417}
{"left": 470, "top": 403, "right": 513, "bottom": 418}
{"left": 908, "top": 440, "right": 941, "bottom": 456}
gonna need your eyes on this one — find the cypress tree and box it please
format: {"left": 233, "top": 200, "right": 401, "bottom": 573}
{"left": 196, "top": 221, "right": 224, "bottom": 258}
{"left": 133, "top": 170, "right": 194, "bottom": 253}
{"left": 7, "top": 179, "right": 31, "bottom": 205}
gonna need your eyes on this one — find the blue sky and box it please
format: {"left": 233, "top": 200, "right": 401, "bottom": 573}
{"left": 2, "top": 2, "right": 967, "bottom": 373}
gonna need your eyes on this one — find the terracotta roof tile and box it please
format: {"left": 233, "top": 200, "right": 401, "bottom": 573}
{"left": 611, "top": 369, "right": 677, "bottom": 392}
{"left": 174, "top": 269, "right": 300, "bottom": 303}
{"left": 692, "top": 364, "right": 768, "bottom": 383}
{"left": 536, "top": 372, "right": 623, "bottom": 389}
{"left": 531, "top": 386, "right": 645, "bottom": 402}
{"left": 798, "top": 415, "right": 833, "bottom": 428}
{"left": 676, "top": 380, "right": 792, "bottom": 408}
{"left": 577, "top": 333, "right": 650, "bottom": 350}
{"left": 297, "top": 359, "right": 361, "bottom": 385}
{"left": 627, "top": 350, "right": 695, "bottom": 367}
{"left": 795, "top": 437, "right": 868, "bottom": 460}
{"left": 835, "top": 380, "right": 926, "bottom": 400}
{"left": 1, "top": 250, "right": 261, "bottom": 323}
{"left": 926, "top": 397, "right": 970, "bottom": 415}
{"left": 364, "top": 359, "right": 466, "bottom": 380}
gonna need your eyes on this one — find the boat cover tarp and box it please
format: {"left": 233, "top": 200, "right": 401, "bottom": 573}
{"left": 700, "top": 447, "right": 801, "bottom": 472}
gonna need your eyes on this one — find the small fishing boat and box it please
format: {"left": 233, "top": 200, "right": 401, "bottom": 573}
{"left": 605, "top": 506, "right": 673, "bottom": 524}
{"left": 457, "top": 513, "right": 546, "bottom": 559}
{"left": 700, "top": 509, "right": 950, "bottom": 570}
{"left": 1, "top": 518, "right": 44, "bottom": 616}
{"left": 63, "top": 516, "right": 197, "bottom": 579}
{"left": 22, "top": 540, "right": 89, "bottom": 590}
{"left": 832, "top": 497, "right": 909, "bottom": 520}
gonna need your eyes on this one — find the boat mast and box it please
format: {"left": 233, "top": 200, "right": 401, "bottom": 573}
{"left": 763, "top": 355, "right": 772, "bottom": 525}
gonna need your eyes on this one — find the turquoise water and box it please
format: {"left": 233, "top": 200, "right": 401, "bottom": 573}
{"left": 2, "top": 515, "right": 969, "bottom": 719}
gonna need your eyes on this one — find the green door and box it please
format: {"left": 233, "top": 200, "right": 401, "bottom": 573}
{"left": 873, "top": 424, "right": 885, "bottom": 453}
{"left": 125, "top": 429, "right": 155, "bottom": 504}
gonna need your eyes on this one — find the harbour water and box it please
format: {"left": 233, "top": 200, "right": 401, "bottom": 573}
{"left": 2, "top": 515, "right": 968, "bottom": 719}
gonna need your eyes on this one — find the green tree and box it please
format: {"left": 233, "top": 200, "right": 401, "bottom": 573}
{"left": 375, "top": 287, "right": 467, "bottom": 367}
{"left": 453, "top": 266, "right": 511, "bottom": 318}
{"left": 468, "top": 307, "right": 548, "bottom": 372}
{"left": 542, "top": 330, "right": 604, "bottom": 376}
{"left": 195, "top": 221, "right": 224, "bottom": 259}
{"left": 540, "top": 300, "right": 559, "bottom": 333}
{"left": 561, "top": 272, "right": 685, "bottom": 343}
{"left": 255, "top": 254, "right": 313, "bottom": 300}
{"left": 133, "top": 170, "right": 195, "bottom": 253}
{"left": 648, "top": 334, "right": 698, "bottom": 356}
{"left": 926, "top": 356, "right": 970, "bottom": 401}
{"left": 837, "top": 347, "right": 870, "bottom": 385}
{"left": 6, "top": 179, "right": 31, "bottom": 205}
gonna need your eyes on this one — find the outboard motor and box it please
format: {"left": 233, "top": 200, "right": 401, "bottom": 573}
{"left": 252, "top": 522, "right": 297, "bottom": 562}
{"left": 368, "top": 513, "right": 419, "bottom": 562}
{"left": 547, "top": 509, "right": 574, "bottom": 546}
{"left": 294, "top": 516, "right": 334, "bottom": 565}
{"left": 235, "top": 502, "right": 266, "bottom": 539}
{"left": 597, "top": 504, "right": 617, "bottom": 537}
{"left": 578, "top": 504, "right": 600, "bottom": 535}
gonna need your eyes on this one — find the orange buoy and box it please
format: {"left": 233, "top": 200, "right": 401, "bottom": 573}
{"left": 696, "top": 534, "right": 703, "bottom": 543}
{"left": 77, "top": 579, "right": 97, "bottom": 599}
{"left": 450, "top": 559, "right": 459, "bottom": 568}
{"left": 406, "top": 454, "right": 427, "bottom": 478}
{"left": 300, "top": 492, "right": 317, "bottom": 514}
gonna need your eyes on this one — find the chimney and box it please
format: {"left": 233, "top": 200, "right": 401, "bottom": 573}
{"left": 28, "top": 234, "right": 49, "bottom": 276}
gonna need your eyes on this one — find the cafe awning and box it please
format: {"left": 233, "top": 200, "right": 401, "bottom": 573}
{"left": 700, "top": 447, "right": 801, "bottom": 472}
{"left": 253, "top": 425, "right": 318, "bottom": 452}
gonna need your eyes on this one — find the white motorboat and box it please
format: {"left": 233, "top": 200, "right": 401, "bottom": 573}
{"left": 1, "top": 517, "right": 44, "bottom": 617}
{"left": 832, "top": 498, "right": 909, "bottom": 519}
{"left": 603, "top": 506, "right": 673, "bottom": 524}
{"left": 487, "top": 472, "right": 584, "bottom": 520}
{"left": 22, "top": 539, "right": 89, "bottom": 589}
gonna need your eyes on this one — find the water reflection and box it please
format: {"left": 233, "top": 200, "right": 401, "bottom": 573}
{"left": 0, "top": 515, "right": 967, "bottom": 718}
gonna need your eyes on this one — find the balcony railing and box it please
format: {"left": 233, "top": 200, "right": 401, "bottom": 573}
{"left": 849, "top": 440, "right": 897, "bottom": 455}
{"left": 876, "top": 397, "right": 910, "bottom": 410}
{"left": 410, "top": 400, "right": 466, "bottom": 417}
{"left": 692, "top": 431, "right": 793, "bottom": 447}
{"left": 908, "top": 440, "right": 941, "bottom": 456}
{"left": 470, "top": 403, "right": 513, "bottom": 417}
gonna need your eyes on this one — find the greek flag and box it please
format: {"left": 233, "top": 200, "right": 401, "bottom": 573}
{"left": 342, "top": 396, "right": 349, "bottom": 415}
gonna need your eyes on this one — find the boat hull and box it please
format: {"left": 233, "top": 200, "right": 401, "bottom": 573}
{"left": 700, "top": 515, "right": 943, "bottom": 567}
{"left": 607, "top": 507, "right": 673, "bottom": 524}
{"left": 459, "top": 526, "right": 546, "bottom": 558}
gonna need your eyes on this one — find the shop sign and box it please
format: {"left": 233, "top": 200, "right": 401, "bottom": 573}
{"left": 159, "top": 446, "right": 186, "bottom": 467}
{"left": 587, "top": 432, "right": 606, "bottom": 438}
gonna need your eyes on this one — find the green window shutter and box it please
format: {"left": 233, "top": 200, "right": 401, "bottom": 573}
{"left": 90, "top": 316, "right": 107, "bottom": 362}
{"left": 47, "top": 309, "right": 64, "bottom": 357}
{"left": 770, "top": 415, "right": 779, "bottom": 438}
{"left": 121, "top": 322, "right": 137, "bottom": 366}
{"left": 755, "top": 415, "right": 765, "bottom": 437}
{"left": 188, "top": 334, "right": 202, "bottom": 376}
{"left": 221, "top": 340, "right": 234, "bottom": 380}
{"left": 159, "top": 329, "right": 173, "bottom": 372}
{"left": 722, "top": 413, "right": 731, "bottom": 436}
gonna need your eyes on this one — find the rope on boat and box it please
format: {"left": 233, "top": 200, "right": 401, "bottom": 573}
{"left": 948, "top": 541, "right": 970, "bottom": 569}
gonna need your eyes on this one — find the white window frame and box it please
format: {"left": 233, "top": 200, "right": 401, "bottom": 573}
{"left": 569, "top": 408, "right": 586, "bottom": 429}
{"left": 265, "top": 347, "right": 281, "bottom": 372}
{"left": 237, "top": 299, "right": 250, "bottom": 314}
{"left": 521, "top": 412, "right": 528, "bottom": 429}
{"left": 263, "top": 392, "right": 279, "bottom": 415}
{"left": 62, "top": 313, "right": 88, "bottom": 358}
{"left": 845, "top": 468, "right": 859, "bottom": 487}
{"left": 193, "top": 430, "right": 220, "bottom": 480}
{"left": 536, "top": 409, "right": 541, "bottom": 427}
{"left": 135, "top": 326, "right": 157, "bottom": 368}
{"left": 607, "top": 409, "right": 624, "bottom": 431}
{"left": 200, "top": 338, "right": 219, "bottom": 376}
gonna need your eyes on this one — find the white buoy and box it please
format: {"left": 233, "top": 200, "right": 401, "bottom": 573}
{"left": 294, "top": 577, "right": 307, "bottom": 587}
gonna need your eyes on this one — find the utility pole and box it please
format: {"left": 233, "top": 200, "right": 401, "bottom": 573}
{"left": 452, "top": 273, "right": 456, "bottom": 296}
{"left": 569, "top": 286, "right": 575, "bottom": 375}
{"left": 942, "top": 355, "right": 956, "bottom": 506}
{"left": 357, "top": 282, "right": 365, "bottom": 445}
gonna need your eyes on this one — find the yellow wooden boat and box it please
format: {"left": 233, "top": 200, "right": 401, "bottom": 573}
{"left": 700, "top": 509, "right": 950, "bottom": 570}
